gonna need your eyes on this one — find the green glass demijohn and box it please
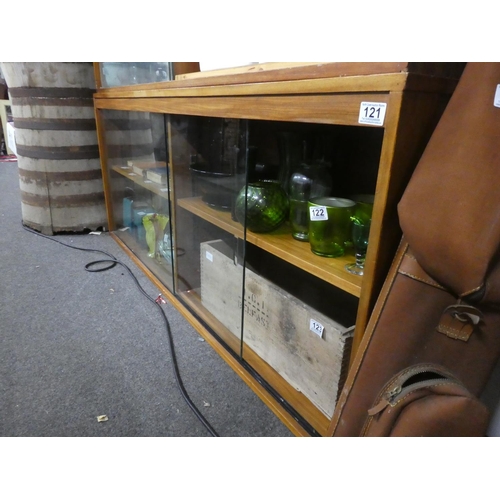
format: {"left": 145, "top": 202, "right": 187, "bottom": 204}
{"left": 235, "top": 180, "right": 289, "bottom": 233}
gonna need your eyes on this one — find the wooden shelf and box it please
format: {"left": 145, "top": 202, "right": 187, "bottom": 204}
{"left": 111, "top": 164, "right": 170, "bottom": 199}
{"left": 177, "top": 196, "right": 362, "bottom": 298}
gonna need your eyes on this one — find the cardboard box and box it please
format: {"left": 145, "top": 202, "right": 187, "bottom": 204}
{"left": 200, "top": 239, "right": 353, "bottom": 417}
{"left": 127, "top": 160, "right": 167, "bottom": 178}
{"left": 146, "top": 167, "right": 168, "bottom": 185}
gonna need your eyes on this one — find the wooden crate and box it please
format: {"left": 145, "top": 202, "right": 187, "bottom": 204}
{"left": 200, "top": 239, "right": 354, "bottom": 417}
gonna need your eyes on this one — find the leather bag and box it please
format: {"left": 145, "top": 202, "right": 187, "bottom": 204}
{"left": 329, "top": 63, "right": 500, "bottom": 437}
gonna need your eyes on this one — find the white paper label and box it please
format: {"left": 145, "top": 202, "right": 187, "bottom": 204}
{"left": 160, "top": 188, "right": 169, "bottom": 192}
{"left": 494, "top": 84, "right": 500, "bottom": 108}
{"left": 358, "top": 102, "right": 387, "bottom": 126}
{"left": 309, "top": 206, "right": 328, "bottom": 221}
{"left": 129, "top": 172, "right": 138, "bottom": 176}
{"left": 310, "top": 319, "right": 324, "bottom": 338}
{"left": 206, "top": 251, "right": 213, "bottom": 262}
{"left": 144, "top": 180, "right": 153, "bottom": 184}
{"left": 120, "top": 166, "right": 130, "bottom": 170}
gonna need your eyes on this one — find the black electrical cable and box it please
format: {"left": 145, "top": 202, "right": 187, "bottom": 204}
{"left": 22, "top": 223, "right": 219, "bottom": 437}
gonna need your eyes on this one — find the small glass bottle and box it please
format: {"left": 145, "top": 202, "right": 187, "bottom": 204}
{"left": 289, "top": 142, "right": 332, "bottom": 241}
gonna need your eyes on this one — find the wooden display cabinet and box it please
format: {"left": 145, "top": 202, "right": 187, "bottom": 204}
{"left": 93, "top": 62, "right": 463, "bottom": 436}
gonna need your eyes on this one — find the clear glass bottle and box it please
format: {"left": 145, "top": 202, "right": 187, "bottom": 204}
{"left": 289, "top": 141, "right": 333, "bottom": 241}
{"left": 277, "top": 131, "right": 302, "bottom": 195}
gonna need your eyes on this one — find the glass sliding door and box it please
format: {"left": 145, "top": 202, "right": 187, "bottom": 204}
{"left": 169, "top": 114, "right": 248, "bottom": 355}
{"left": 99, "top": 109, "right": 174, "bottom": 292}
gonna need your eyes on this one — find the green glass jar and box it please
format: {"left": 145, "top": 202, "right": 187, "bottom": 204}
{"left": 308, "top": 197, "right": 356, "bottom": 257}
{"left": 235, "top": 180, "right": 289, "bottom": 233}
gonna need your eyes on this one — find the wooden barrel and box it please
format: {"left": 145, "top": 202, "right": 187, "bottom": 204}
{"left": 0, "top": 62, "right": 107, "bottom": 235}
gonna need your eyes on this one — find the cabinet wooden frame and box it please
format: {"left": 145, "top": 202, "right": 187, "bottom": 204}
{"left": 94, "top": 64, "right": 459, "bottom": 436}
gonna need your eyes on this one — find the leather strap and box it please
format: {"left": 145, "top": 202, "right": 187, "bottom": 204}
{"left": 397, "top": 248, "right": 482, "bottom": 342}
{"left": 398, "top": 251, "right": 446, "bottom": 290}
{"left": 437, "top": 304, "right": 483, "bottom": 342}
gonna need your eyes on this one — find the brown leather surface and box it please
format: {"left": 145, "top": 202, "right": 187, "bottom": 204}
{"left": 363, "top": 387, "right": 490, "bottom": 437}
{"left": 398, "top": 63, "right": 500, "bottom": 303}
{"left": 330, "top": 64, "right": 500, "bottom": 437}
{"left": 330, "top": 243, "right": 500, "bottom": 436}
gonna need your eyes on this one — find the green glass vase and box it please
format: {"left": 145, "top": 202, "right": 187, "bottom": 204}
{"left": 235, "top": 180, "right": 289, "bottom": 233}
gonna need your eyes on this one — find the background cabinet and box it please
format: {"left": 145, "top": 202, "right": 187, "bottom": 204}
{"left": 94, "top": 62, "right": 463, "bottom": 436}
{"left": 93, "top": 62, "right": 200, "bottom": 89}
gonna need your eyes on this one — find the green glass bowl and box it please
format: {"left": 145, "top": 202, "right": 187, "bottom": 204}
{"left": 235, "top": 180, "right": 289, "bottom": 233}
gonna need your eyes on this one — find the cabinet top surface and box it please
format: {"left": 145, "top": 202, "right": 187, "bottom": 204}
{"left": 93, "top": 62, "right": 463, "bottom": 100}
